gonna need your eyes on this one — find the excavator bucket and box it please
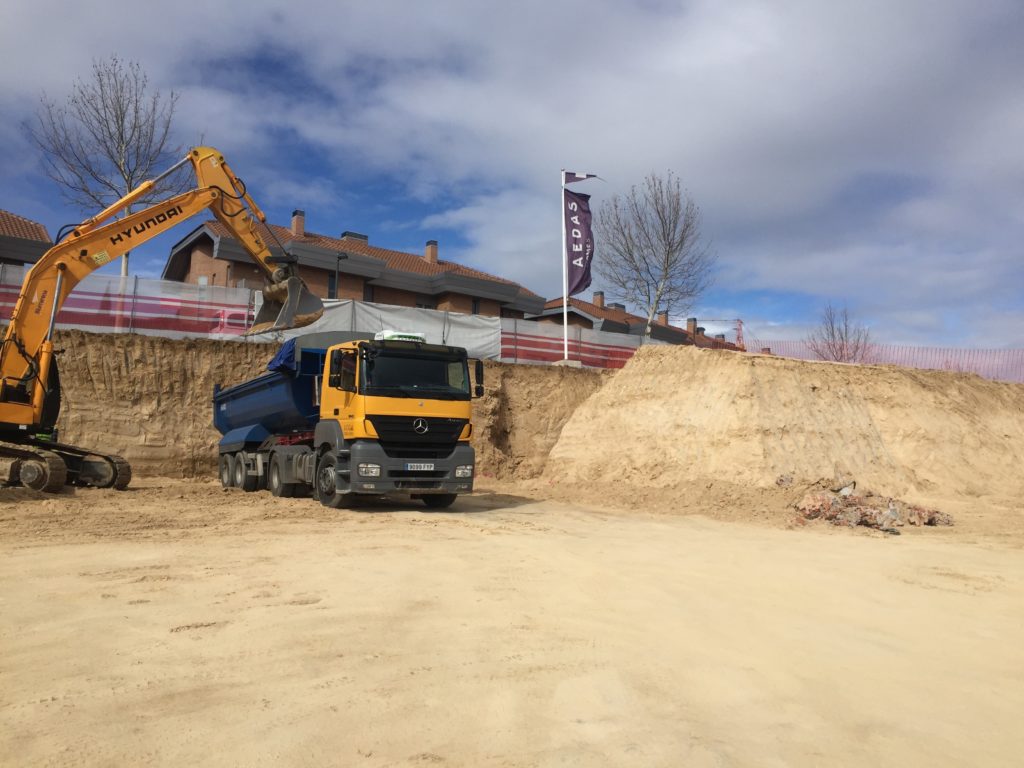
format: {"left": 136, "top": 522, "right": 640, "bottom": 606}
{"left": 246, "top": 276, "right": 324, "bottom": 336}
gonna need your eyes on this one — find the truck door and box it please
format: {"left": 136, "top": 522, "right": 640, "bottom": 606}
{"left": 322, "top": 348, "right": 359, "bottom": 434}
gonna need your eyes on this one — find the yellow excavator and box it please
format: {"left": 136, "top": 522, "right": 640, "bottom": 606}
{"left": 0, "top": 146, "right": 324, "bottom": 492}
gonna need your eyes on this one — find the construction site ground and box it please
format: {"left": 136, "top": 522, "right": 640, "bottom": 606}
{"left": 2, "top": 332, "right": 1023, "bottom": 767}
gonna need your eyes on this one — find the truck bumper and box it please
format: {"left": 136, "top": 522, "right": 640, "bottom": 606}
{"left": 344, "top": 441, "right": 475, "bottom": 496}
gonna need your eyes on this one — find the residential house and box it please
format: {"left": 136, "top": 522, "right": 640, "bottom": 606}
{"left": 531, "top": 290, "right": 742, "bottom": 350}
{"left": 0, "top": 209, "right": 51, "bottom": 272}
{"left": 161, "top": 210, "right": 544, "bottom": 318}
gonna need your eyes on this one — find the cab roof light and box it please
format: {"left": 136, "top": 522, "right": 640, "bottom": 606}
{"left": 374, "top": 330, "right": 426, "bottom": 342}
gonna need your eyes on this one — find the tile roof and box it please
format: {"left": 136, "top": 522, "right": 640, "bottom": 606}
{"left": 543, "top": 296, "right": 741, "bottom": 350}
{"left": 0, "top": 210, "right": 50, "bottom": 242}
{"left": 543, "top": 296, "right": 647, "bottom": 326}
{"left": 205, "top": 220, "right": 541, "bottom": 298}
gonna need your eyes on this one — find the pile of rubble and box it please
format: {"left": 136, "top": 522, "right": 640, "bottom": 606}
{"left": 793, "top": 481, "right": 953, "bottom": 534}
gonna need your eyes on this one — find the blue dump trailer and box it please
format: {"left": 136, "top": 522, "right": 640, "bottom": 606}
{"left": 213, "top": 331, "right": 480, "bottom": 509}
{"left": 213, "top": 334, "right": 341, "bottom": 453}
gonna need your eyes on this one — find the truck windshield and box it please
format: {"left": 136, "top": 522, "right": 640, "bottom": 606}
{"left": 361, "top": 351, "right": 471, "bottom": 400}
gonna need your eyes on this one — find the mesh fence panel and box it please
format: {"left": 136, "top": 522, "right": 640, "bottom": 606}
{"left": 748, "top": 338, "right": 1024, "bottom": 384}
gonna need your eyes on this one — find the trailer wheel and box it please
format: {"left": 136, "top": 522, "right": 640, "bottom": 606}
{"left": 421, "top": 493, "right": 458, "bottom": 510}
{"left": 268, "top": 454, "right": 295, "bottom": 498}
{"left": 316, "top": 452, "right": 353, "bottom": 509}
{"left": 232, "top": 453, "right": 258, "bottom": 492}
{"left": 219, "top": 454, "right": 235, "bottom": 488}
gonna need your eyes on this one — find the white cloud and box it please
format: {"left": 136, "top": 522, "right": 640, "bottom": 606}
{"left": 1, "top": 0, "right": 1021, "bottom": 345}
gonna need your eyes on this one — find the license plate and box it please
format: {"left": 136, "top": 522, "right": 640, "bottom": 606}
{"left": 405, "top": 463, "right": 434, "bottom": 471}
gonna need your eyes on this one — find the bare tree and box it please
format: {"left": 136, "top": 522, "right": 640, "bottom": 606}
{"left": 25, "top": 55, "right": 186, "bottom": 276}
{"left": 806, "top": 303, "right": 873, "bottom": 363}
{"left": 595, "top": 171, "right": 715, "bottom": 335}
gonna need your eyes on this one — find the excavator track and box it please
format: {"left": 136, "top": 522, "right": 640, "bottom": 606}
{"left": 24, "top": 437, "right": 132, "bottom": 490}
{"left": 0, "top": 440, "right": 68, "bottom": 492}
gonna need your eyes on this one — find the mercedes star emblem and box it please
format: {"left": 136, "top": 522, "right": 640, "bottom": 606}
{"left": 412, "top": 418, "right": 429, "bottom": 434}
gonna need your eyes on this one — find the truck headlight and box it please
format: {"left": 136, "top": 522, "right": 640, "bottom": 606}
{"left": 455, "top": 465, "right": 474, "bottom": 478}
{"left": 358, "top": 463, "right": 381, "bottom": 477}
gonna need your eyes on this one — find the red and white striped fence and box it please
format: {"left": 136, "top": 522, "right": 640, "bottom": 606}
{"left": 0, "top": 270, "right": 254, "bottom": 340}
{"left": 499, "top": 320, "right": 645, "bottom": 369}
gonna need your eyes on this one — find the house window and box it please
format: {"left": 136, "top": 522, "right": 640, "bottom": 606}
{"left": 471, "top": 298, "right": 481, "bottom": 315}
{"left": 327, "top": 272, "right": 337, "bottom": 299}
{"left": 415, "top": 295, "right": 436, "bottom": 310}
{"left": 363, "top": 283, "right": 375, "bottom": 303}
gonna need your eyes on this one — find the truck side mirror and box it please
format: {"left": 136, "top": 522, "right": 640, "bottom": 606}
{"left": 474, "top": 359, "right": 484, "bottom": 398}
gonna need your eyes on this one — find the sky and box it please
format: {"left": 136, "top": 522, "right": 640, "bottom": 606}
{"left": 0, "top": 0, "right": 1021, "bottom": 347}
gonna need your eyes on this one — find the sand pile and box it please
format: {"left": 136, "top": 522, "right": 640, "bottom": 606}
{"left": 545, "top": 345, "right": 1024, "bottom": 512}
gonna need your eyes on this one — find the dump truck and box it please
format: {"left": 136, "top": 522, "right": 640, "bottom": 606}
{"left": 214, "top": 331, "right": 482, "bottom": 508}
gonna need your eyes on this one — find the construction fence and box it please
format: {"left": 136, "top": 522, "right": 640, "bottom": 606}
{"left": 748, "top": 338, "right": 1024, "bottom": 384}
{"left": 1, "top": 267, "right": 1020, "bottom": 380}
{"left": 0, "top": 269, "right": 646, "bottom": 365}
{"left": 0, "top": 266, "right": 254, "bottom": 341}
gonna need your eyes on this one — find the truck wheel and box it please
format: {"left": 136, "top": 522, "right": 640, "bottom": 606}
{"left": 268, "top": 454, "right": 295, "bottom": 498}
{"left": 232, "top": 453, "right": 258, "bottom": 492}
{"left": 219, "top": 454, "right": 235, "bottom": 488}
{"left": 316, "top": 452, "right": 353, "bottom": 509}
{"left": 421, "top": 493, "right": 458, "bottom": 510}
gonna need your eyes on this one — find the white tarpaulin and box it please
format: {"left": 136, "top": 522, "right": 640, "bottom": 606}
{"left": 263, "top": 300, "right": 502, "bottom": 359}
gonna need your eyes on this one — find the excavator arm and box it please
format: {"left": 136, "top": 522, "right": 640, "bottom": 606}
{"left": 0, "top": 146, "right": 323, "bottom": 490}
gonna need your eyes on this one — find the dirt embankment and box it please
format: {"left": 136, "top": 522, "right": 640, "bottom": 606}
{"left": 48, "top": 332, "right": 1024, "bottom": 535}
{"left": 53, "top": 331, "right": 276, "bottom": 478}
{"left": 473, "top": 361, "right": 607, "bottom": 481}
{"left": 51, "top": 332, "right": 604, "bottom": 482}
{"left": 543, "top": 346, "right": 1024, "bottom": 528}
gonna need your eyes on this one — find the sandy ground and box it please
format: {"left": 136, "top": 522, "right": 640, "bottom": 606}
{"left": 3, "top": 480, "right": 1023, "bottom": 767}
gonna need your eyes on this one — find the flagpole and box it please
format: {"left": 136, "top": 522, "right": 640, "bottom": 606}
{"left": 561, "top": 169, "right": 569, "bottom": 360}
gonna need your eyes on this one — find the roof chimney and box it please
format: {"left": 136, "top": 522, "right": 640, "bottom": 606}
{"left": 425, "top": 240, "right": 438, "bottom": 264}
{"left": 696, "top": 326, "right": 706, "bottom": 336}
{"left": 341, "top": 231, "right": 368, "bottom": 243}
{"left": 291, "top": 209, "right": 305, "bottom": 237}
{"left": 687, "top": 317, "right": 697, "bottom": 336}
{"left": 657, "top": 310, "right": 669, "bottom": 326}
{"left": 593, "top": 290, "right": 605, "bottom": 308}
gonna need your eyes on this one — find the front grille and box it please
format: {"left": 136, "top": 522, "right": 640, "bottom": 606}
{"left": 395, "top": 480, "right": 443, "bottom": 490}
{"left": 368, "top": 415, "right": 466, "bottom": 460}
{"left": 388, "top": 470, "right": 447, "bottom": 479}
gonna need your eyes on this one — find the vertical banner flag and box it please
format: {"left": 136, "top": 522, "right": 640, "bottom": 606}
{"left": 564, "top": 187, "right": 594, "bottom": 296}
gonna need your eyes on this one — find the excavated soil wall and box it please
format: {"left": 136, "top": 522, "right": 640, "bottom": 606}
{"left": 48, "top": 332, "right": 1024, "bottom": 525}
{"left": 50, "top": 331, "right": 604, "bottom": 481}
{"left": 53, "top": 331, "right": 277, "bottom": 478}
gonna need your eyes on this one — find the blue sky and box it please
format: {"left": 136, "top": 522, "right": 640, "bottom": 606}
{"left": 1, "top": 0, "right": 1021, "bottom": 347}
